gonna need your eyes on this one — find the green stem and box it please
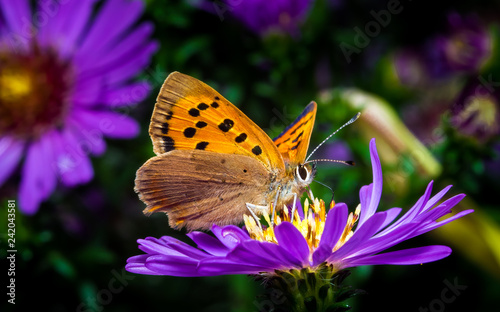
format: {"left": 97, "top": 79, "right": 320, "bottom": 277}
{"left": 255, "top": 264, "right": 364, "bottom": 312}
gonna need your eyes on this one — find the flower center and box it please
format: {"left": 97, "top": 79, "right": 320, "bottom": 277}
{"left": 244, "top": 196, "right": 360, "bottom": 256}
{"left": 0, "top": 45, "right": 72, "bottom": 139}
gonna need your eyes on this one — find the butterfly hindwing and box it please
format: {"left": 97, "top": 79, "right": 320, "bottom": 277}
{"left": 273, "top": 101, "right": 317, "bottom": 165}
{"left": 149, "top": 72, "right": 285, "bottom": 172}
{"left": 135, "top": 149, "right": 273, "bottom": 231}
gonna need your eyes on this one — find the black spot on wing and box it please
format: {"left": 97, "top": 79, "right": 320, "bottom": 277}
{"left": 197, "top": 103, "right": 209, "bottom": 110}
{"left": 196, "top": 121, "right": 207, "bottom": 128}
{"left": 161, "top": 123, "right": 169, "bottom": 134}
{"left": 211, "top": 101, "right": 219, "bottom": 108}
{"left": 165, "top": 111, "right": 173, "bottom": 120}
{"left": 184, "top": 127, "right": 196, "bottom": 138}
{"left": 252, "top": 146, "right": 262, "bottom": 156}
{"left": 195, "top": 142, "right": 209, "bottom": 150}
{"left": 161, "top": 136, "right": 175, "bottom": 152}
{"left": 235, "top": 133, "right": 247, "bottom": 143}
{"left": 189, "top": 108, "right": 200, "bottom": 117}
{"left": 218, "top": 119, "right": 234, "bottom": 132}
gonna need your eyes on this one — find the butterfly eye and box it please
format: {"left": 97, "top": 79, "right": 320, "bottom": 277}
{"left": 296, "top": 165, "right": 309, "bottom": 182}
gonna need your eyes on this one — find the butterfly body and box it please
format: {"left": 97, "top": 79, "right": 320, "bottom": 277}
{"left": 135, "top": 72, "right": 317, "bottom": 230}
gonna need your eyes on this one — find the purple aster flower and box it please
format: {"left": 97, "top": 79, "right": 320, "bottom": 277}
{"left": 127, "top": 138, "right": 472, "bottom": 309}
{"left": 194, "top": 0, "right": 314, "bottom": 36}
{"left": 0, "top": 0, "right": 158, "bottom": 214}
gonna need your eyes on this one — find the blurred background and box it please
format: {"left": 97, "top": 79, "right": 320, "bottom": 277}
{"left": 1, "top": 0, "right": 500, "bottom": 311}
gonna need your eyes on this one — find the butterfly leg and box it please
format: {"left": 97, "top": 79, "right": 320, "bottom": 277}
{"left": 270, "top": 186, "right": 281, "bottom": 226}
{"left": 246, "top": 203, "right": 268, "bottom": 228}
{"left": 290, "top": 193, "right": 298, "bottom": 223}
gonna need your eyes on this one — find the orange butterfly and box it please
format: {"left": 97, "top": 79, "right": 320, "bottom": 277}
{"left": 135, "top": 72, "right": 317, "bottom": 231}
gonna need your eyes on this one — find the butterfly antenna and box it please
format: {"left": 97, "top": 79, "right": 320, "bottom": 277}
{"left": 305, "top": 112, "right": 361, "bottom": 163}
{"left": 305, "top": 159, "right": 355, "bottom": 166}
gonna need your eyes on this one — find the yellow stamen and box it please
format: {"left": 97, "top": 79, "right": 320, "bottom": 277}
{"left": 243, "top": 196, "right": 362, "bottom": 257}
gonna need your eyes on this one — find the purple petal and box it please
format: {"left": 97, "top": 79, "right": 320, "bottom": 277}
{"left": 56, "top": 127, "right": 94, "bottom": 186}
{"left": 359, "top": 139, "right": 383, "bottom": 226}
{"left": 126, "top": 255, "right": 164, "bottom": 275}
{"left": 38, "top": 130, "right": 59, "bottom": 198}
{"left": 345, "top": 246, "right": 452, "bottom": 267}
{"left": 212, "top": 225, "right": 251, "bottom": 249}
{"left": 71, "top": 109, "right": 139, "bottom": 139}
{"left": 312, "top": 203, "right": 348, "bottom": 265}
{"left": 358, "top": 139, "right": 383, "bottom": 227}
{"left": 70, "top": 75, "right": 105, "bottom": 107}
{"left": 102, "top": 81, "right": 152, "bottom": 107}
{"left": 274, "top": 222, "right": 310, "bottom": 266}
{"left": 346, "top": 222, "right": 422, "bottom": 260}
{"left": 39, "top": 0, "right": 99, "bottom": 59}
{"left": 137, "top": 237, "right": 208, "bottom": 260}
{"left": 126, "top": 254, "right": 149, "bottom": 264}
{"left": 378, "top": 182, "right": 434, "bottom": 235}
{"left": 144, "top": 255, "right": 200, "bottom": 277}
{"left": 328, "top": 211, "right": 388, "bottom": 262}
{"left": 92, "top": 41, "right": 159, "bottom": 85}
{"left": 358, "top": 184, "right": 373, "bottom": 222}
{"left": 18, "top": 135, "right": 58, "bottom": 214}
{"left": 77, "top": 0, "right": 144, "bottom": 63}
{"left": 67, "top": 109, "right": 107, "bottom": 155}
{"left": 157, "top": 236, "right": 210, "bottom": 260}
{"left": 187, "top": 231, "right": 231, "bottom": 256}
{"left": 0, "top": 0, "right": 31, "bottom": 51}
{"left": 136, "top": 237, "right": 171, "bottom": 255}
{"left": 0, "top": 136, "right": 25, "bottom": 186}
{"left": 416, "top": 194, "right": 466, "bottom": 223}
{"left": 415, "top": 208, "right": 472, "bottom": 236}
{"left": 226, "top": 240, "right": 287, "bottom": 269}
{"left": 79, "top": 22, "right": 155, "bottom": 75}
{"left": 421, "top": 184, "right": 452, "bottom": 212}
{"left": 199, "top": 258, "right": 268, "bottom": 276}
{"left": 377, "top": 207, "right": 402, "bottom": 231}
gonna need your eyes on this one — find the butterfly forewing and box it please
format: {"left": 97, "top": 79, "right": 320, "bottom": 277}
{"left": 273, "top": 101, "right": 317, "bottom": 165}
{"left": 149, "top": 72, "right": 285, "bottom": 172}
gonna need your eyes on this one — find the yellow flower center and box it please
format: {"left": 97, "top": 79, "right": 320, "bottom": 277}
{"left": 0, "top": 68, "right": 32, "bottom": 101}
{"left": 244, "top": 196, "right": 360, "bottom": 257}
{"left": 0, "top": 46, "right": 72, "bottom": 139}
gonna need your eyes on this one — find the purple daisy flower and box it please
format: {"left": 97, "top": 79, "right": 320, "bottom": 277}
{"left": 0, "top": 0, "right": 158, "bottom": 214}
{"left": 195, "top": 0, "right": 314, "bottom": 36}
{"left": 127, "top": 139, "right": 472, "bottom": 275}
